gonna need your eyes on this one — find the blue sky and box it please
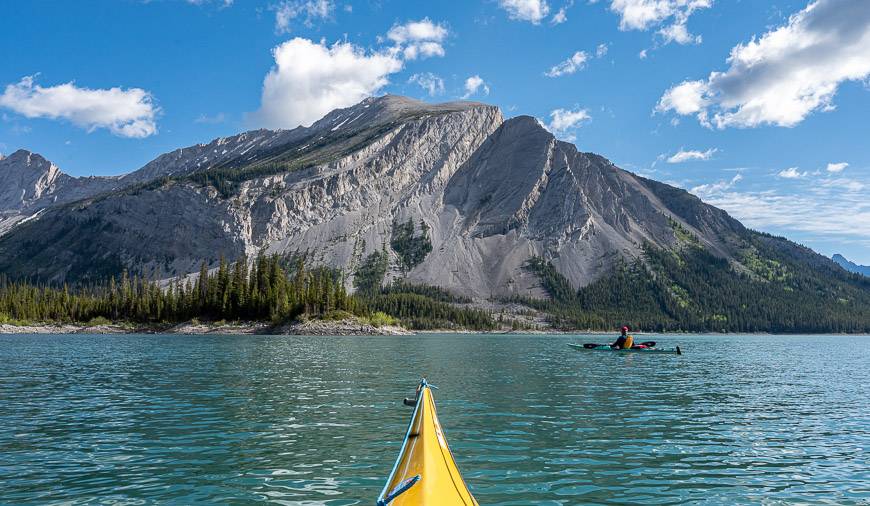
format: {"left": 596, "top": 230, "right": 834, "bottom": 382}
{"left": 1, "top": 0, "right": 869, "bottom": 263}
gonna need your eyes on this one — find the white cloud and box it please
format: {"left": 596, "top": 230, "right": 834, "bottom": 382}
{"left": 667, "top": 147, "right": 717, "bottom": 163}
{"left": 657, "top": 0, "right": 870, "bottom": 129}
{"left": 187, "top": 0, "right": 234, "bottom": 6}
{"left": 545, "top": 51, "right": 589, "bottom": 77}
{"left": 499, "top": 0, "right": 550, "bottom": 24}
{"left": 821, "top": 176, "right": 864, "bottom": 192}
{"left": 777, "top": 167, "right": 808, "bottom": 179}
{"left": 657, "top": 79, "right": 708, "bottom": 116}
{"left": 609, "top": 0, "right": 711, "bottom": 45}
{"left": 690, "top": 173, "right": 742, "bottom": 197}
{"left": 657, "top": 20, "right": 701, "bottom": 44}
{"left": 545, "top": 107, "right": 591, "bottom": 140}
{"left": 387, "top": 18, "right": 449, "bottom": 60}
{"left": 252, "top": 38, "right": 402, "bottom": 129}
{"left": 461, "top": 75, "right": 490, "bottom": 99}
{"left": 273, "top": 0, "right": 334, "bottom": 34}
{"left": 595, "top": 43, "right": 609, "bottom": 58}
{"left": 194, "top": 112, "right": 226, "bottom": 124}
{"left": 827, "top": 162, "right": 849, "bottom": 173}
{"left": 0, "top": 76, "right": 158, "bottom": 138}
{"left": 408, "top": 72, "right": 445, "bottom": 96}
{"left": 551, "top": 6, "right": 568, "bottom": 24}
{"left": 691, "top": 173, "right": 870, "bottom": 243}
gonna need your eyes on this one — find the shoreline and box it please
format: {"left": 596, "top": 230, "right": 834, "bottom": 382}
{"left": 2, "top": 321, "right": 867, "bottom": 336}
{"left": 0, "top": 318, "right": 412, "bottom": 336}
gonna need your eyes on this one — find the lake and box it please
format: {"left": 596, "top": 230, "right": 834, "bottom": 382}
{"left": 1, "top": 334, "right": 868, "bottom": 504}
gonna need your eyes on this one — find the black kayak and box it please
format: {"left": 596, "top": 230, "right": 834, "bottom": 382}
{"left": 568, "top": 343, "right": 682, "bottom": 355}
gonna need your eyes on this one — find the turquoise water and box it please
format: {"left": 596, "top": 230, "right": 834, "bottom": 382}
{"left": 1, "top": 334, "right": 868, "bottom": 505}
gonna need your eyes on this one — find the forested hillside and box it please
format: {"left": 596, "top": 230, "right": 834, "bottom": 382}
{"left": 518, "top": 232, "right": 870, "bottom": 333}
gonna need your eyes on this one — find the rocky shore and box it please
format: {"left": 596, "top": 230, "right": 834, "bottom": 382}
{"left": 0, "top": 317, "right": 413, "bottom": 336}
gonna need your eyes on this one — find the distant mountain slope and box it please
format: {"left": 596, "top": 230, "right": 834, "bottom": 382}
{"left": 0, "top": 95, "right": 868, "bottom": 331}
{"left": 833, "top": 254, "right": 870, "bottom": 276}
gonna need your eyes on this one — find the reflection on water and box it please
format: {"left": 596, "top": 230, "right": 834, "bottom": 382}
{"left": 1, "top": 334, "right": 868, "bottom": 504}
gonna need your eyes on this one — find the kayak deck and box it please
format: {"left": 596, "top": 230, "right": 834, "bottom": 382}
{"left": 378, "top": 381, "right": 478, "bottom": 505}
{"left": 568, "top": 343, "right": 682, "bottom": 355}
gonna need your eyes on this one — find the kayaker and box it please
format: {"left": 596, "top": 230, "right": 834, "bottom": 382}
{"left": 611, "top": 326, "right": 634, "bottom": 349}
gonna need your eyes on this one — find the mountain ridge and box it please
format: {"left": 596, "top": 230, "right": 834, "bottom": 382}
{"left": 0, "top": 94, "right": 867, "bottom": 332}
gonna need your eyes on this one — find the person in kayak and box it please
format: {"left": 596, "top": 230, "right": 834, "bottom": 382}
{"left": 611, "top": 326, "right": 634, "bottom": 349}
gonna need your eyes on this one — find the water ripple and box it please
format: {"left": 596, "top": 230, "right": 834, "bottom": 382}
{"left": 0, "top": 334, "right": 868, "bottom": 504}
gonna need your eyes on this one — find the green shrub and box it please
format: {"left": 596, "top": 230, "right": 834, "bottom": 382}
{"left": 367, "top": 311, "right": 399, "bottom": 327}
{"left": 86, "top": 316, "right": 112, "bottom": 326}
{"left": 321, "top": 309, "right": 355, "bottom": 321}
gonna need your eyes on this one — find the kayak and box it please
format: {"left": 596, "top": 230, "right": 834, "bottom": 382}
{"left": 377, "top": 379, "right": 478, "bottom": 506}
{"left": 568, "top": 343, "right": 682, "bottom": 355}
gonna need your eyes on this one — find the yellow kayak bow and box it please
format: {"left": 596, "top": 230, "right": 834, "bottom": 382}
{"left": 377, "top": 380, "right": 478, "bottom": 506}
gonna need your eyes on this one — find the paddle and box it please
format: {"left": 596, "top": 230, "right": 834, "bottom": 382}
{"left": 582, "top": 341, "right": 656, "bottom": 348}
{"left": 378, "top": 475, "right": 421, "bottom": 505}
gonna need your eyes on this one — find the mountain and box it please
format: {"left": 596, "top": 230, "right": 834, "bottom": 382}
{"left": 0, "top": 95, "right": 868, "bottom": 331}
{"left": 0, "top": 150, "right": 118, "bottom": 235}
{"left": 833, "top": 254, "right": 870, "bottom": 276}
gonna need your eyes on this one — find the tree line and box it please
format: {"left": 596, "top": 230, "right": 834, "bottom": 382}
{"left": 0, "top": 255, "right": 495, "bottom": 330}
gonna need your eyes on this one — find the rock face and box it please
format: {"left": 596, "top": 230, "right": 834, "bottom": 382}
{"left": 0, "top": 95, "right": 785, "bottom": 297}
{"left": 0, "top": 150, "right": 118, "bottom": 235}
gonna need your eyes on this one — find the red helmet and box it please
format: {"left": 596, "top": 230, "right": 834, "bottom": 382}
{"left": 621, "top": 326, "right": 629, "bottom": 332}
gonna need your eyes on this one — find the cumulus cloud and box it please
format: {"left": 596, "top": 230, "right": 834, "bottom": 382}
{"left": 0, "top": 75, "right": 158, "bottom": 138}
{"left": 657, "top": 0, "right": 870, "bottom": 129}
{"left": 545, "top": 51, "right": 589, "bottom": 77}
{"left": 827, "top": 162, "right": 849, "bottom": 173}
{"left": 461, "top": 75, "right": 490, "bottom": 99}
{"left": 273, "top": 0, "right": 334, "bottom": 34}
{"left": 408, "top": 72, "right": 445, "bottom": 96}
{"left": 499, "top": 0, "right": 550, "bottom": 24}
{"left": 610, "top": 0, "right": 710, "bottom": 45}
{"left": 551, "top": 6, "right": 568, "bottom": 24}
{"left": 658, "top": 20, "right": 701, "bottom": 45}
{"left": 252, "top": 38, "right": 402, "bottom": 129}
{"left": 545, "top": 107, "right": 591, "bottom": 140}
{"left": 657, "top": 79, "right": 706, "bottom": 115}
{"left": 386, "top": 18, "right": 448, "bottom": 60}
{"left": 778, "top": 167, "right": 809, "bottom": 179}
{"left": 667, "top": 147, "right": 717, "bottom": 163}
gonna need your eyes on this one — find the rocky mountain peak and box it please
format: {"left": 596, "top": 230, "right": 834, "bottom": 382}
{"left": 308, "top": 94, "right": 497, "bottom": 134}
{"left": 0, "top": 149, "right": 69, "bottom": 212}
{"left": 2, "top": 149, "right": 56, "bottom": 171}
